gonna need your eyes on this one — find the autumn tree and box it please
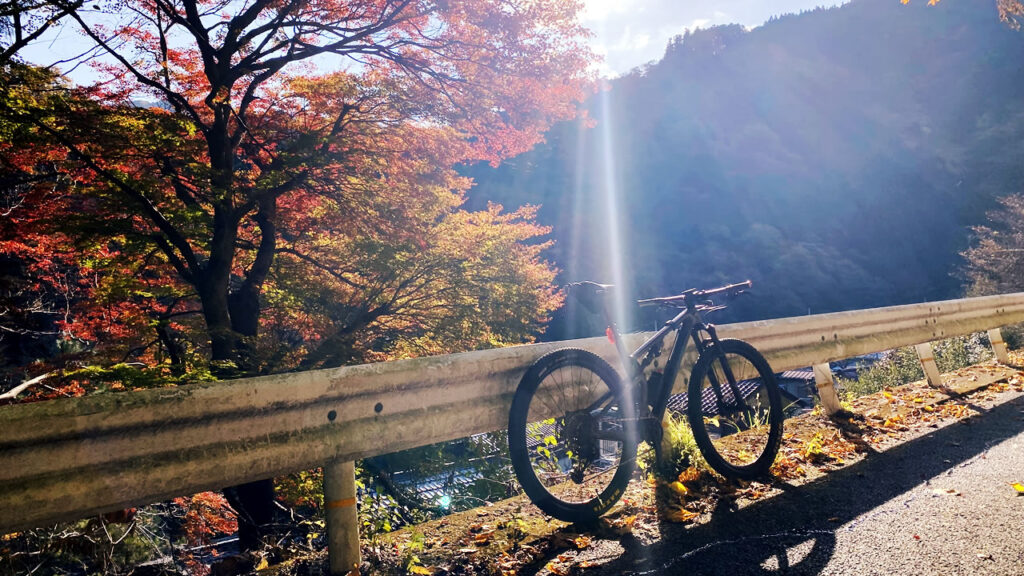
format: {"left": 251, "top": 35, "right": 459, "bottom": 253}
{"left": 961, "top": 194, "right": 1024, "bottom": 296}
{"left": 14, "top": 0, "right": 591, "bottom": 368}
{"left": 998, "top": 0, "right": 1024, "bottom": 28}
{"left": 2, "top": 0, "right": 592, "bottom": 548}
{"left": 902, "top": 0, "right": 1024, "bottom": 27}
{"left": 0, "top": 1, "right": 82, "bottom": 64}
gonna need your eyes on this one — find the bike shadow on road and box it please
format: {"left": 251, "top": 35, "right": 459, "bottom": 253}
{"left": 520, "top": 394, "right": 1024, "bottom": 576}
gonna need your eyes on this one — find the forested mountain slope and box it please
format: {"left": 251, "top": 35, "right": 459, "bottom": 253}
{"left": 464, "top": 0, "right": 1024, "bottom": 339}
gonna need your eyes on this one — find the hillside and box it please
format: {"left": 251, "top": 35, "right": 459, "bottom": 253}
{"left": 463, "top": 0, "right": 1024, "bottom": 339}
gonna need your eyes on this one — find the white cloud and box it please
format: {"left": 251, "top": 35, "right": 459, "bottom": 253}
{"left": 580, "top": 0, "right": 847, "bottom": 76}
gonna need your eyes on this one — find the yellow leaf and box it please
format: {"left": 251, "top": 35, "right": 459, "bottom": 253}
{"left": 669, "top": 481, "right": 689, "bottom": 496}
{"left": 573, "top": 535, "right": 592, "bottom": 549}
{"left": 608, "top": 514, "right": 636, "bottom": 534}
{"left": 664, "top": 507, "right": 698, "bottom": 523}
{"left": 546, "top": 562, "right": 570, "bottom": 576}
{"left": 409, "top": 566, "right": 433, "bottom": 575}
{"left": 1012, "top": 482, "right": 1024, "bottom": 494}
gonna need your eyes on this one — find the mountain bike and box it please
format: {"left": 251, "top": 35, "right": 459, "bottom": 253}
{"left": 507, "top": 280, "right": 783, "bottom": 522}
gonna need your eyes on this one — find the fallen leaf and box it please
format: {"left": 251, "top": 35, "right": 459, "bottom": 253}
{"left": 677, "top": 467, "right": 702, "bottom": 483}
{"left": 573, "top": 535, "right": 592, "bottom": 549}
{"left": 668, "top": 481, "right": 689, "bottom": 496}
{"left": 1011, "top": 482, "right": 1024, "bottom": 495}
{"left": 608, "top": 514, "right": 636, "bottom": 535}
{"left": 664, "top": 507, "right": 699, "bottom": 523}
{"left": 549, "top": 563, "right": 571, "bottom": 576}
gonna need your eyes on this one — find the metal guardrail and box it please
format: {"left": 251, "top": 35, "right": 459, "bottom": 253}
{"left": 2, "top": 292, "right": 1023, "bottom": 572}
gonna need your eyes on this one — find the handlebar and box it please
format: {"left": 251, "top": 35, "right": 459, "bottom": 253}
{"left": 694, "top": 280, "right": 752, "bottom": 299}
{"left": 636, "top": 280, "right": 751, "bottom": 308}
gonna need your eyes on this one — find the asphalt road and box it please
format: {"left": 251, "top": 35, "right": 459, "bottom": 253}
{"left": 568, "top": 391, "right": 1024, "bottom": 576}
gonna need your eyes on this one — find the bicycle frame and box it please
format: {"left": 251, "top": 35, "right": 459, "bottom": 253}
{"left": 596, "top": 297, "right": 747, "bottom": 445}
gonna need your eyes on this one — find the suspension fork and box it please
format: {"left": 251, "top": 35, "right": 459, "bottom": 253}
{"left": 692, "top": 324, "right": 749, "bottom": 411}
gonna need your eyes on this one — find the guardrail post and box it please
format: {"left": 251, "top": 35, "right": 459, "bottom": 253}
{"left": 324, "top": 460, "right": 360, "bottom": 576}
{"left": 915, "top": 342, "right": 944, "bottom": 388}
{"left": 812, "top": 363, "right": 843, "bottom": 415}
{"left": 988, "top": 328, "right": 1011, "bottom": 364}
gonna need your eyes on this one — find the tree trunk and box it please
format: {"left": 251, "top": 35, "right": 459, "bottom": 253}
{"left": 197, "top": 278, "right": 237, "bottom": 371}
{"left": 223, "top": 197, "right": 279, "bottom": 552}
{"left": 196, "top": 271, "right": 273, "bottom": 551}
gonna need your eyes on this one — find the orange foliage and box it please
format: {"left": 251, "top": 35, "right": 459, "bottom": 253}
{"left": 1, "top": 0, "right": 593, "bottom": 379}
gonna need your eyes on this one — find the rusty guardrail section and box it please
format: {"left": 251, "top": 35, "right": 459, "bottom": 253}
{"left": 2, "top": 291, "right": 1024, "bottom": 569}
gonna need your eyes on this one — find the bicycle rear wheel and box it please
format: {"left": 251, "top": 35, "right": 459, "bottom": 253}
{"left": 508, "top": 348, "right": 637, "bottom": 523}
{"left": 687, "top": 339, "right": 783, "bottom": 479}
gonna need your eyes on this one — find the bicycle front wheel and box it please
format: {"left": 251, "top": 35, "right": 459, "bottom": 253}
{"left": 687, "top": 339, "right": 783, "bottom": 479}
{"left": 508, "top": 348, "right": 637, "bottom": 523}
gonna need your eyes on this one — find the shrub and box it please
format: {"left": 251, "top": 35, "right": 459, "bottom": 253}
{"left": 647, "top": 412, "right": 708, "bottom": 480}
{"left": 838, "top": 334, "right": 992, "bottom": 400}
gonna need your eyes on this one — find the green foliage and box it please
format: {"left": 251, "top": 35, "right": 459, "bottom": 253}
{"left": 838, "top": 347, "right": 924, "bottom": 399}
{"left": 999, "top": 324, "right": 1024, "bottom": 350}
{"left": 646, "top": 412, "right": 708, "bottom": 480}
{"left": 275, "top": 468, "right": 324, "bottom": 510}
{"left": 838, "top": 334, "right": 992, "bottom": 399}
{"left": 934, "top": 334, "right": 992, "bottom": 373}
{"left": 62, "top": 363, "right": 216, "bottom": 392}
{"left": 357, "top": 486, "right": 420, "bottom": 541}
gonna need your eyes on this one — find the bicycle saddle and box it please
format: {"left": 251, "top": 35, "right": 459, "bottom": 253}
{"left": 566, "top": 281, "right": 613, "bottom": 314}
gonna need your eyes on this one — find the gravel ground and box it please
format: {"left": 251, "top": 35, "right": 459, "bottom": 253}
{"left": 568, "top": 389, "right": 1024, "bottom": 576}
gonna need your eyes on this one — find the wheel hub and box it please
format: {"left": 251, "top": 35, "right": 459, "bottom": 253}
{"left": 563, "top": 410, "right": 599, "bottom": 483}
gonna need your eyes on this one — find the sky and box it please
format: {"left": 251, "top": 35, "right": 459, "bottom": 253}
{"left": 17, "top": 1, "right": 850, "bottom": 82}
{"left": 582, "top": 0, "right": 847, "bottom": 76}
